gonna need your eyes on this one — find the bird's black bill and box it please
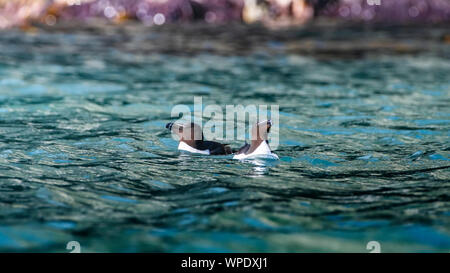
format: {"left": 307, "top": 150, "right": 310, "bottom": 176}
{"left": 166, "top": 122, "right": 174, "bottom": 130}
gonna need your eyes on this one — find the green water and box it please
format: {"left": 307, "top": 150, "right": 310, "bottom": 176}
{"left": 0, "top": 24, "right": 449, "bottom": 252}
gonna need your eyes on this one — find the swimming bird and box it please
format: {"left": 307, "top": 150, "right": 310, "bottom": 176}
{"left": 233, "top": 120, "right": 279, "bottom": 160}
{"left": 166, "top": 122, "right": 232, "bottom": 155}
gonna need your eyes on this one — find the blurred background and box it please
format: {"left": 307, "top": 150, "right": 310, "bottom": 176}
{"left": 0, "top": 0, "right": 449, "bottom": 29}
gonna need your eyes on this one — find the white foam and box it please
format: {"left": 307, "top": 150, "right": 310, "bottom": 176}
{"left": 233, "top": 141, "right": 279, "bottom": 160}
{"left": 178, "top": 141, "right": 210, "bottom": 155}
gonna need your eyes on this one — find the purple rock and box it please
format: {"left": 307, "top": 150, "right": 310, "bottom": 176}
{"left": 318, "top": 0, "right": 450, "bottom": 23}
{"left": 58, "top": 0, "right": 244, "bottom": 24}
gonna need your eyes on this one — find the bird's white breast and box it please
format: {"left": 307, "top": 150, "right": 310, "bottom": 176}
{"left": 233, "top": 141, "right": 279, "bottom": 160}
{"left": 178, "top": 141, "right": 210, "bottom": 155}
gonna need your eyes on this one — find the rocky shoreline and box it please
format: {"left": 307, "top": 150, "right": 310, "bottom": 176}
{"left": 3, "top": 20, "right": 448, "bottom": 59}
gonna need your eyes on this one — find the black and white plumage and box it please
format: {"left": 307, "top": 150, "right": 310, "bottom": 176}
{"left": 233, "top": 120, "right": 279, "bottom": 160}
{"left": 166, "top": 122, "right": 232, "bottom": 155}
